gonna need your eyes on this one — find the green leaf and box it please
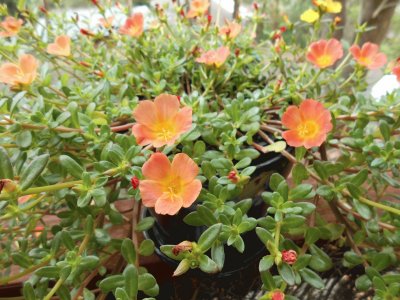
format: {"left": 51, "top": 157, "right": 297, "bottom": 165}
{"left": 305, "top": 227, "right": 321, "bottom": 245}
{"left": 99, "top": 275, "right": 125, "bottom": 292}
{"left": 0, "top": 147, "right": 14, "bottom": 179}
{"left": 91, "top": 189, "right": 107, "bottom": 207}
{"left": 197, "top": 224, "right": 222, "bottom": 252}
{"left": 371, "top": 252, "right": 391, "bottom": 271}
{"left": 136, "top": 217, "right": 155, "bottom": 232}
{"left": 313, "top": 161, "right": 328, "bottom": 180}
{"left": 235, "top": 157, "right": 252, "bottom": 169}
{"left": 309, "top": 244, "right": 332, "bottom": 272}
{"left": 269, "top": 173, "right": 285, "bottom": 191}
{"left": 299, "top": 268, "right": 324, "bottom": 289}
{"left": 260, "top": 270, "right": 275, "bottom": 290}
{"left": 292, "top": 163, "right": 309, "bottom": 185}
{"left": 59, "top": 155, "right": 84, "bottom": 179}
{"left": 277, "top": 181, "right": 289, "bottom": 201}
{"left": 22, "top": 282, "right": 36, "bottom": 300}
{"left": 198, "top": 254, "right": 219, "bottom": 273}
{"left": 173, "top": 258, "right": 190, "bottom": 276}
{"left": 19, "top": 154, "right": 49, "bottom": 190}
{"left": 16, "top": 131, "right": 32, "bottom": 148}
{"left": 351, "top": 169, "right": 368, "bottom": 186}
{"left": 259, "top": 255, "right": 274, "bottom": 272}
{"left": 197, "top": 205, "right": 218, "bottom": 226}
{"left": 183, "top": 212, "right": 204, "bottom": 226}
{"left": 121, "top": 239, "right": 136, "bottom": 265}
{"left": 138, "top": 273, "right": 156, "bottom": 291}
{"left": 282, "top": 216, "right": 306, "bottom": 230}
{"left": 139, "top": 240, "right": 155, "bottom": 256}
{"left": 295, "top": 147, "right": 307, "bottom": 161}
{"left": 278, "top": 263, "right": 295, "bottom": 285}
{"left": 355, "top": 274, "right": 372, "bottom": 291}
{"left": 36, "top": 266, "right": 59, "bottom": 278}
{"left": 256, "top": 227, "right": 274, "bottom": 244}
{"left": 115, "top": 288, "right": 130, "bottom": 300}
{"left": 293, "top": 254, "right": 312, "bottom": 271}
{"left": 211, "top": 242, "right": 225, "bottom": 271}
{"left": 263, "top": 141, "right": 286, "bottom": 153}
{"left": 124, "top": 264, "right": 138, "bottom": 299}
{"left": 379, "top": 120, "right": 391, "bottom": 141}
{"left": 343, "top": 251, "right": 363, "bottom": 266}
{"left": 289, "top": 184, "right": 314, "bottom": 200}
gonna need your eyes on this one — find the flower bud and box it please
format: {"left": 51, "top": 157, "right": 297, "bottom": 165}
{"left": 253, "top": 2, "right": 259, "bottom": 11}
{"left": 172, "top": 241, "right": 192, "bottom": 256}
{"left": 39, "top": 6, "right": 48, "bottom": 14}
{"left": 130, "top": 176, "right": 139, "bottom": 190}
{"left": 79, "top": 61, "right": 91, "bottom": 68}
{"left": 176, "top": 95, "right": 181, "bottom": 103}
{"left": 281, "top": 249, "right": 297, "bottom": 265}
{"left": 207, "top": 14, "right": 212, "bottom": 25}
{"left": 234, "top": 48, "right": 240, "bottom": 57}
{"left": 228, "top": 170, "right": 240, "bottom": 183}
{"left": 80, "top": 28, "right": 95, "bottom": 37}
{"left": 280, "top": 26, "right": 287, "bottom": 33}
{"left": 271, "top": 290, "right": 285, "bottom": 300}
{"left": 0, "top": 179, "right": 17, "bottom": 193}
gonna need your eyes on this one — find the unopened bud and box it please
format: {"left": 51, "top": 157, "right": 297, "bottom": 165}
{"left": 130, "top": 176, "right": 139, "bottom": 190}
{"left": 172, "top": 241, "right": 192, "bottom": 256}
{"left": 281, "top": 249, "right": 297, "bottom": 264}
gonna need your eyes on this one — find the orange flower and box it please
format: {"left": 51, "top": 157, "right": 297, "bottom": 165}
{"left": 132, "top": 94, "right": 192, "bottom": 147}
{"left": 349, "top": 42, "right": 387, "bottom": 70}
{"left": 99, "top": 16, "right": 114, "bottom": 28}
{"left": 219, "top": 20, "right": 241, "bottom": 39}
{"left": 0, "top": 16, "right": 23, "bottom": 37}
{"left": 187, "top": 0, "right": 210, "bottom": 18}
{"left": 119, "top": 13, "right": 144, "bottom": 37}
{"left": 306, "top": 39, "right": 343, "bottom": 68}
{"left": 47, "top": 35, "right": 71, "bottom": 57}
{"left": 282, "top": 99, "right": 332, "bottom": 149}
{"left": 139, "top": 153, "right": 202, "bottom": 215}
{"left": 196, "top": 46, "right": 230, "bottom": 68}
{"left": 393, "top": 65, "right": 400, "bottom": 82}
{"left": 0, "top": 54, "right": 38, "bottom": 87}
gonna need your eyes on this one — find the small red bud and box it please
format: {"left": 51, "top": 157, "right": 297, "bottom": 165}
{"left": 179, "top": 8, "right": 185, "bottom": 17}
{"left": 172, "top": 241, "right": 192, "bottom": 256}
{"left": 281, "top": 249, "right": 297, "bottom": 265}
{"left": 39, "top": 6, "right": 48, "bottom": 14}
{"left": 176, "top": 95, "right": 181, "bottom": 103}
{"left": 93, "top": 70, "right": 104, "bottom": 77}
{"left": 228, "top": 170, "right": 240, "bottom": 183}
{"left": 279, "top": 26, "right": 287, "bottom": 33}
{"left": 79, "top": 61, "right": 91, "bottom": 68}
{"left": 253, "top": 2, "right": 259, "bottom": 11}
{"left": 131, "top": 176, "right": 140, "bottom": 190}
{"left": 271, "top": 290, "right": 285, "bottom": 300}
{"left": 207, "top": 14, "right": 212, "bottom": 25}
{"left": 80, "top": 28, "right": 94, "bottom": 36}
{"left": 234, "top": 48, "right": 240, "bottom": 57}
{"left": 272, "top": 32, "right": 281, "bottom": 40}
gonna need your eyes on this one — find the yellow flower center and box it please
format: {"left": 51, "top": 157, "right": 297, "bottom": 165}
{"left": 316, "top": 55, "right": 333, "bottom": 68}
{"left": 156, "top": 127, "right": 175, "bottom": 142}
{"left": 359, "top": 56, "right": 372, "bottom": 66}
{"left": 297, "top": 120, "right": 319, "bottom": 138}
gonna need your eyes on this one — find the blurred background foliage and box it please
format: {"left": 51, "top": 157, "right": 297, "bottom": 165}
{"left": 1, "top": 0, "right": 399, "bottom": 60}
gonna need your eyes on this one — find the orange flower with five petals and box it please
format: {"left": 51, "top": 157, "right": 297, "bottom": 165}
{"left": 306, "top": 39, "right": 343, "bottom": 69}
{"left": 0, "top": 16, "right": 23, "bottom": 37}
{"left": 139, "top": 153, "right": 202, "bottom": 215}
{"left": 47, "top": 35, "right": 71, "bottom": 57}
{"left": 219, "top": 20, "right": 241, "bottom": 39}
{"left": 132, "top": 94, "right": 192, "bottom": 147}
{"left": 349, "top": 42, "right": 387, "bottom": 70}
{"left": 187, "top": 0, "right": 210, "bottom": 18}
{"left": 0, "top": 54, "right": 38, "bottom": 87}
{"left": 196, "top": 46, "right": 230, "bottom": 68}
{"left": 282, "top": 99, "right": 333, "bottom": 149}
{"left": 120, "top": 13, "right": 144, "bottom": 37}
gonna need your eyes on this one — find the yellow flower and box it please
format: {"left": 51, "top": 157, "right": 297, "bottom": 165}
{"left": 300, "top": 9, "right": 320, "bottom": 23}
{"left": 314, "top": 0, "right": 342, "bottom": 13}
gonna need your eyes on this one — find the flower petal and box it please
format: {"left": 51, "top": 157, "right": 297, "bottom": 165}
{"left": 282, "top": 130, "right": 305, "bottom": 148}
{"left": 154, "top": 94, "right": 180, "bottom": 122}
{"left": 155, "top": 194, "right": 183, "bottom": 215}
{"left": 133, "top": 100, "right": 158, "bottom": 127}
{"left": 139, "top": 180, "right": 164, "bottom": 208}
{"left": 131, "top": 124, "right": 156, "bottom": 146}
{"left": 171, "top": 153, "right": 199, "bottom": 183}
{"left": 281, "top": 105, "right": 302, "bottom": 129}
{"left": 181, "top": 179, "right": 202, "bottom": 208}
{"left": 142, "top": 153, "right": 171, "bottom": 180}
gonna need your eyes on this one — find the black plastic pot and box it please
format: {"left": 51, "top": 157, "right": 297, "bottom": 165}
{"left": 141, "top": 150, "right": 292, "bottom": 299}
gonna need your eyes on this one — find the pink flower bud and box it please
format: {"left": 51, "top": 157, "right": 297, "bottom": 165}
{"left": 281, "top": 249, "right": 297, "bottom": 264}
{"left": 131, "top": 176, "right": 140, "bottom": 190}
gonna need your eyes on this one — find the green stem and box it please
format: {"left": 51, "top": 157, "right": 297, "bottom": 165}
{"left": 302, "top": 69, "right": 322, "bottom": 90}
{"left": 274, "top": 221, "right": 281, "bottom": 248}
{"left": 359, "top": 196, "right": 400, "bottom": 216}
{"left": 43, "top": 277, "right": 65, "bottom": 300}
{"left": 0, "top": 256, "right": 52, "bottom": 284}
